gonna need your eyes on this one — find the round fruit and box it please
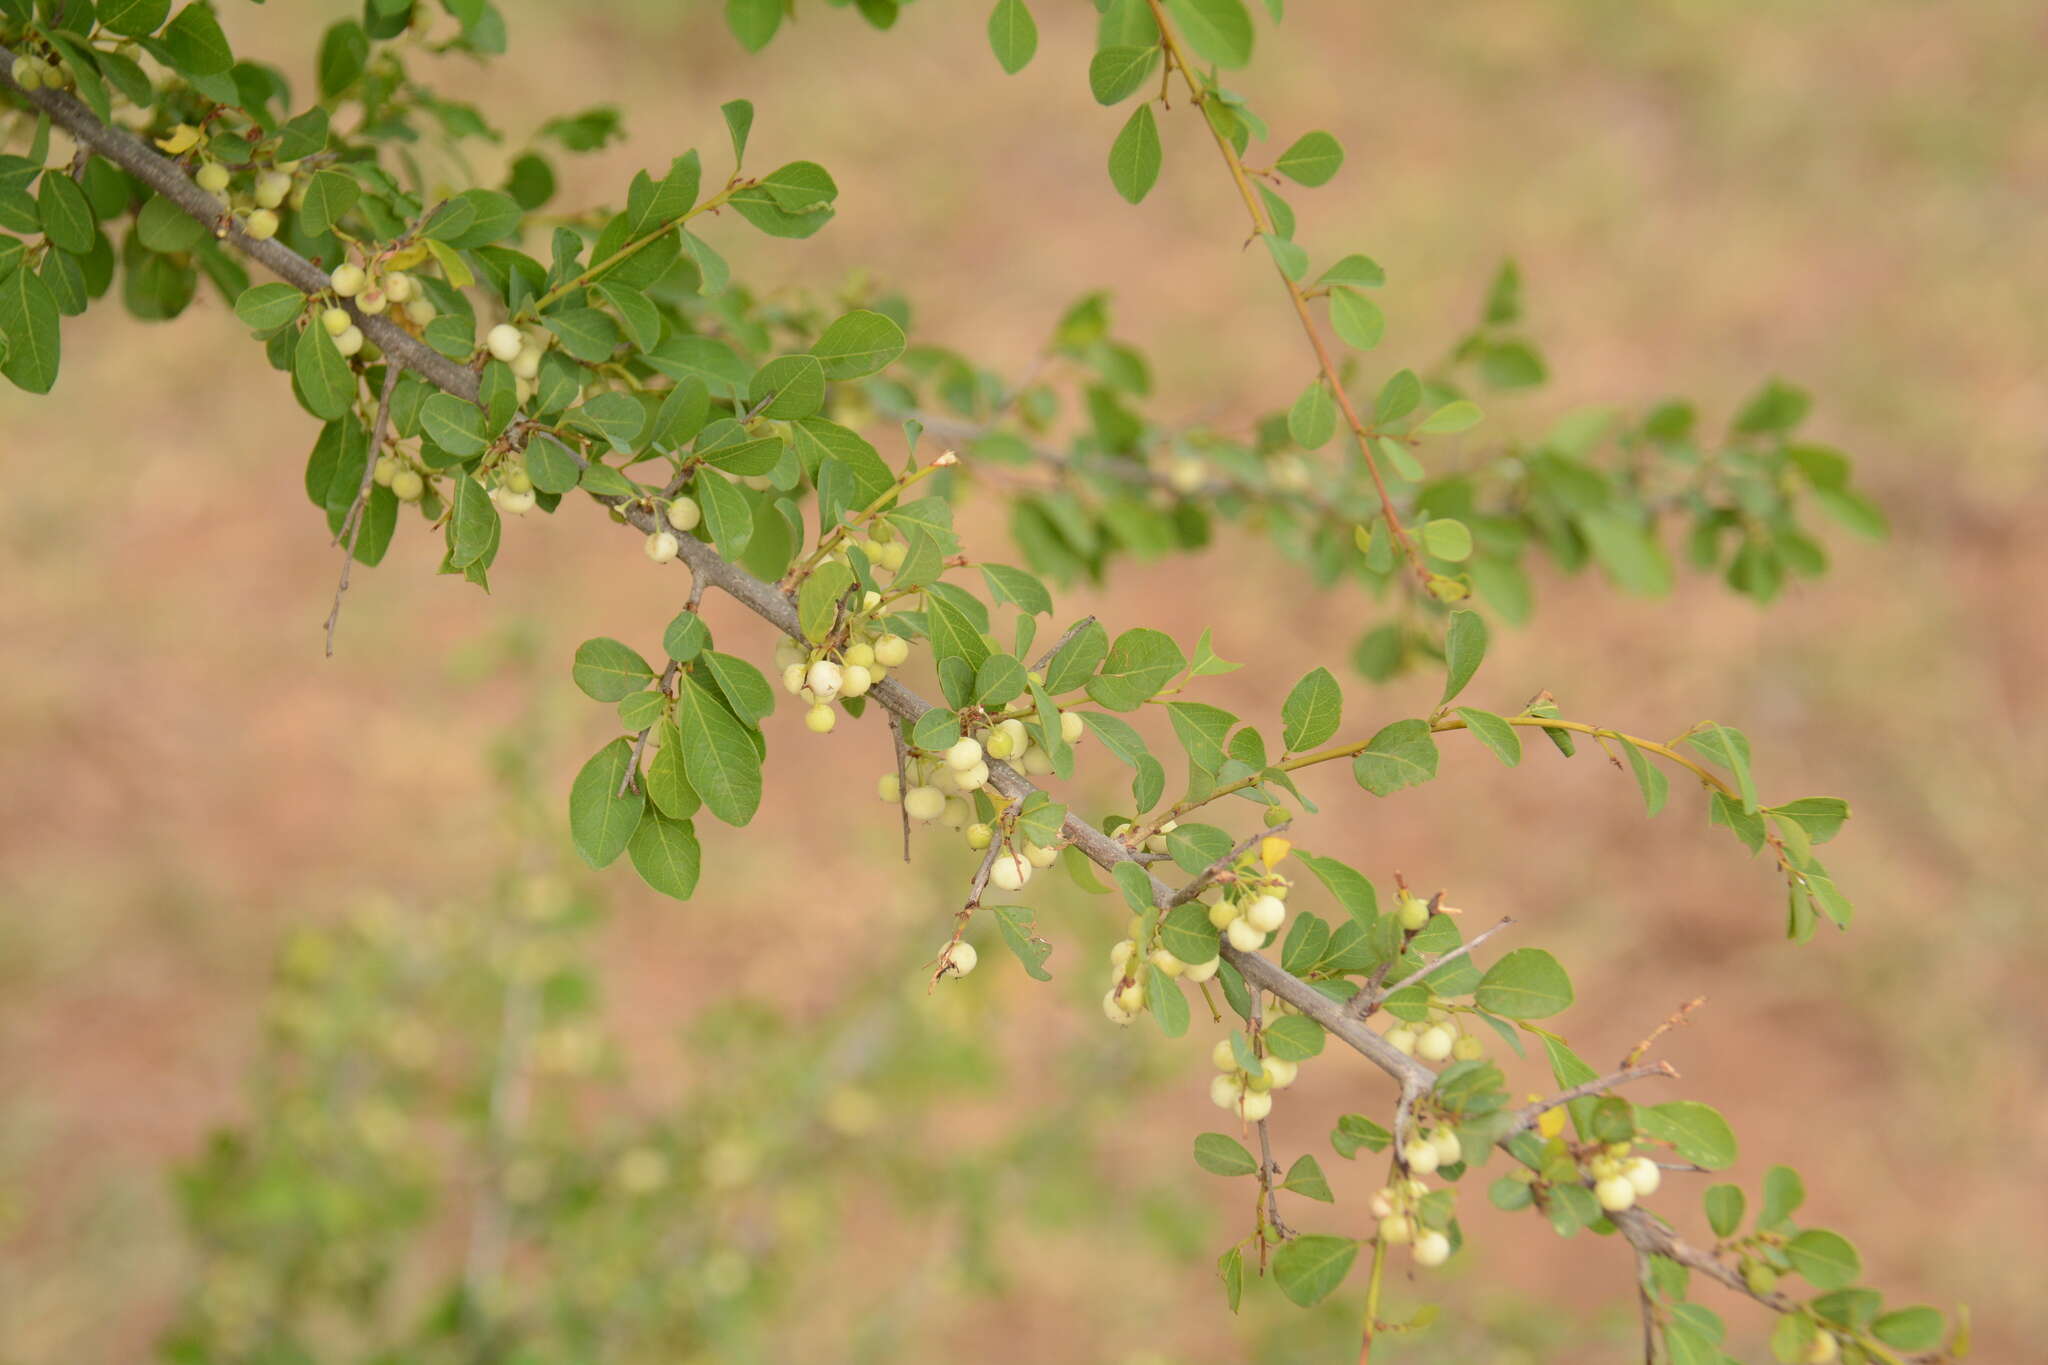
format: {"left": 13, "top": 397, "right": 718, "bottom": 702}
{"left": 1384, "top": 1027, "right": 1418, "bottom": 1056}
{"left": 1377, "top": 1214, "right": 1414, "bottom": 1246}
{"left": 1116, "top": 979, "right": 1145, "bottom": 1013}
{"left": 1416, "top": 1026, "right": 1455, "bottom": 1062}
{"left": 322, "top": 307, "right": 353, "bottom": 336}
{"left": 1225, "top": 918, "right": 1266, "bottom": 952}
{"left": 404, "top": 298, "right": 437, "bottom": 327}
{"left": 195, "top": 162, "right": 231, "bottom": 193}
{"left": 244, "top": 208, "right": 280, "bottom": 239}
{"left": 511, "top": 344, "right": 543, "bottom": 379}
{"left": 1022, "top": 842, "right": 1058, "bottom": 869}
{"left": 781, "top": 663, "right": 806, "bottom": 695}
{"left": 1244, "top": 894, "right": 1286, "bottom": 934}
{"left": 1060, "top": 711, "right": 1085, "bottom": 743}
{"left": 1182, "top": 956, "right": 1220, "bottom": 983}
{"left": 876, "top": 773, "right": 901, "bottom": 802}
{"left": 1102, "top": 990, "right": 1135, "bottom": 1025}
{"left": 1451, "top": 1035, "right": 1485, "bottom": 1061}
{"left": 951, "top": 760, "right": 988, "bottom": 792}
{"left": 1239, "top": 1090, "right": 1273, "bottom": 1122}
{"left": 1402, "top": 1138, "right": 1440, "bottom": 1175}
{"left": 1261, "top": 1056, "right": 1299, "bottom": 1088}
{"left": 1624, "top": 1157, "right": 1661, "bottom": 1197}
{"left": 330, "top": 264, "right": 367, "bottom": 296}
{"left": 372, "top": 455, "right": 399, "bottom": 487}
{"left": 804, "top": 703, "right": 836, "bottom": 734}
{"left": 873, "top": 634, "right": 910, "bottom": 668}
{"left": 1429, "top": 1129, "right": 1463, "bottom": 1166}
{"left": 383, "top": 271, "right": 414, "bottom": 303}
{"left": 666, "top": 496, "right": 701, "bottom": 532}
{"left": 1020, "top": 745, "right": 1053, "bottom": 776}
{"left": 355, "top": 286, "right": 388, "bottom": 315}
{"left": 331, "top": 325, "right": 365, "bottom": 357}
{"left": 1149, "top": 948, "right": 1184, "bottom": 978}
{"left": 1110, "top": 940, "right": 1136, "bottom": 969}
{"left": 254, "top": 171, "right": 292, "bottom": 208}
{"left": 965, "top": 823, "right": 993, "bottom": 851}
{"left": 806, "top": 659, "right": 843, "bottom": 701}
{"left": 497, "top": 489, "right": 535, "bottom": 515}
{"left": 1207, "top": 900, "right": 1238, "bottom": 930}
{"left": 1263, "top": 804, "right": 1290, "bottom": 828}
{"left": 1805, "top": 1332, "right": 1838, "bottom": 1364}
{"left": 840, "top": 664, "right": 874, "bottom": 699}
{"left": 1397, "top": 894, "right": 1431, "bottom": 932}
{"left": 945, "top": 737, "right": 983, "bottom": 771}
{"left": 1412, "top": 1230, "right": 1452, "bottom": 1267}
{"left": 1594, "top": 1176, "right": 1637, "bottom": 1213}
{"left": 1210, "top": 1038, "right": 1237, "bottom": 1071}
{"left": 939, "top": 941, "right": 977, "bottom": 977}
{"left": 844, "top": 641, "right": 875, "bottom": 669}
{"left": 645, "top": 531, "right": 680, "bottom": 563}
{"left": 391, "top": 469, "right": 425, "bottom": 502}
{"left": 903, "top": 785, "right": 947, "bottom": 822}
{"left": 486, "top": 323, "right": 524, "bottom": 363}
{"left": 1210, "top": 1074, "right": 1245, "bottom": 1110}
{"left": 988, "top": 852, "right": 1032, "bottom": 891}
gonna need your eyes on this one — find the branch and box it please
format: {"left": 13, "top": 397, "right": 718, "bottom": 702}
{"left": 1352, "top": 915, "right": 1514, "bottom": 1017}
{"left": 324, "top": 362, "right": 403, "bottom": 657}
{"left": 1168, "top": 819, "right": 1290, "bottom": 907}
{"left": 1502, "top": 1062, "right": 1678, "bottom": 1140}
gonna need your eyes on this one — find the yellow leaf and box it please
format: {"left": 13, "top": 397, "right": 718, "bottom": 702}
{"left": 1259, "top": 836, "right": 1292, "bottom": 869}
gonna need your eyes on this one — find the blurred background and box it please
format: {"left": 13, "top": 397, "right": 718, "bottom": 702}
{"left": 3, "top": 1, "right": 2044, "bottom": 1361}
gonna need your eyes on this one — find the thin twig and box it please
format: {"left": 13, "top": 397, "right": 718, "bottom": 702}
{"left": 617, "top": 661, "right": 678, "bottom": 797}
{"left": 1502, "top": 1062, "right": 1679, "bottom": 1139}
{"left": 1353, "top": 915, "right": 1515, "bottom": 1018}
{"left": 1626, "top": 996, "right": 1705, "bottom": 1067}
{"left": 888, "top": 714, "right": 912, "bottom": 863}
{"left": 1247, "top": 987, "right": 1289, "bottom": 1245}
{"left": 1635, "top": 1245, "right": 1661, "bottom": 1364}
{"left": 324, "top": 363, "right": 402, "bottom": 657}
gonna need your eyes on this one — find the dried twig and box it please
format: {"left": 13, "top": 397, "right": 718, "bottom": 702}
{"left": 324, "top": 363, "right": 402, "bottom": 657}
{"left": 1352, "top": 915, "right": 1515, "bottom": 1018}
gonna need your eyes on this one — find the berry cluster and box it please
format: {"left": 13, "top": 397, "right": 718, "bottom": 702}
{"left": 328, "top": 256, "right": 440, "bottom": 353}
{"left": 1203, "top": 858, "right": 1295, "bottom": 953}
{"left": 1203, "top": 1030, "right": 1296, "bottom": 1120}
{"left": 1370, "top": 1175, "right": 1455, "bottom": 1267}
{"left": 1583, "top": 1141, "right": 1663, "bottom": 1213}
{"left": 775, "top": 626, "right": 902, "bottom": 737}
{"left": 1099, "top": 915, "right": 1223, "bottom": 1026}
{"left": 149, "top": 118, "right": 314, "bottom": 244}
{"left": 1382, "top": 1005, "right": 1485, "bottom": 1064}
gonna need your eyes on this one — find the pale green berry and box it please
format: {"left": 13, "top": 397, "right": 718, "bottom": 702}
{"left": 666, "top": 496, "right": 701, "bottom": 532}
{"left": 1805, "top": 1332, "right": 1838, "bottom": 1364}
{"left": 840, "top": 664, "right": 874, "bottom": 699}
{"left": 775, "top": 637, "right": 806, "bottom": 669}
{"left": 1238, "top": 1090, "right": 1274, "bottom": 1122}
{"left": 939, "top": 941, "right": 977, "bottom": 977}
{"left": 1412, "top": 1230, "right": 1452, "bottom": 1267}
{"left": 1397, "top": 893, "right": 1431, "bottom": 932}
{"left": 1110, "top": 939, "right": 1137, "bottom": 970}
{"left": 844, "top": 641, "right": 875, "bottom": 669}
{"left": 996, "top": 718, "right": 1029, "bottom": 751}
{"left": 330, "top": 263, "right": 367, "bottom": 297}
{"left": 1060, "top": 710, "right": 1084, "bottom": 743}
{"left": 1261, "top": 1055, "right": 1299, "bottom": 1088}
{"left": 1116, "top": 978, "right": 1145, "bottom": 1013}
{"left": 331, "top": 325, "right": 365, "bottom": 357}
{"left": 1402, "top": 1138, "right": 1440, "bottom": 1175}
{"left": 939, "top": 797, "right": 969, "bottom": 829}
{"left": 1149, "top": 948, "right": 1184, "bottom": 978}
{"left": 1022, "top": 842, "right": 1058, "bottom": 869}
{"left": 645, "top": 531, "right": 680, "bottom": 563}
{"left": 1378, "top": 1214, "right": 1414, "bottom": 1246}
{"left": 254, "top": 170, "right": 292, "bottom": 208}
{"left": 876, "top": 773, "right": 901, "bottom": 803}
{"left": 951, "top": 760, "right": 988, "bottom": 792}
{"left": 1244, "top": 894, "right": 1286, "bottom": 934}
{"left": 244, "top": 208, "right": 280, "bottom": 239}
{"left": 504, "top": 468, "right": 533, "bottom": 495}
{"left": 1625, "top": 1157, "right": 1662, "bottom": 1198}
{"left": 404, "top": 298, "right": 437, "bottom": 327}
{"left": 11, "top": 57, "right": 42, "bottom": 90}
{"left": 1595, "top": 1176, "right": 1637, "bottom": 1213}
{"left": 196, "top": 162, "right": 231, "bottom": 193}
{"left": 486, "top": 323, "right": 524, "bottom": 363}
{"left": 1103, "top": 989, "right": 1136, "bottom": 1025}
{"left": 382, "top": 271, "right": 414, "bottom": 303}
{"left": 1430, "top": 1129, "right": 1463, "bottom": 1166}
{"left": 1416, "top": 1026, "right": 1455, "bottom": 1062}
{"left": 945, "top": 737, "right": 983, "bottom": 771}
{"left": 1744, "top": 1261, "right": 1778, "bottom": 1296}
{"left": 873, "top": 634, "right": 910, "bottom": 667}
{"left": 1182, "top": 955, "right": 1220, "bottom": 983}
{"left": 804, "top": 703, "right": 836, "bottom": 734}
{"left": 1385, "top": 1027, "right": 1418, "bottom": 1056}
{"left": 511, "top": 343, "right": 543, "bottom": 379}
{"left": 1020, "top": 745, "right": 1053, "bottom": 776}
{"left": 1263, "top": 804, "right": 1290, "bottom": 828}
{"left": 321, "top": 307, "right": 353, "bottom": 336}
{"left": 988, "top": 851, "right": 1032, "bottom": 891}
{"left": 1210, "top": 1038, "right": 1237, "bottom": 1071}
{"left": 355, "top": 286, "right": 388, "bottom": 315}
{"left": 372, "top": 455, "right": 399, "bottom": 487}
{"left": 496, "top": 489, "right": 535, "bottom": 515}
{"left": 1210, "top": 1073, "right": 1245, "bottom": 1109}
{"left": 1225, "top": 918, "right": 1265, "bottom": 952}
{"left": 1207, "top": 900, "right": 1239, "bottom": 930}
{"left": 1452, "top": 1035, "right": 1485, "bottom": 1061}
{"left": 1590, "top": 1155, "right": 1623, "bottom": 1181}
{"left": 903, "top": 785, "right": 946, "bottom": 822}
{"left": 985, "top": 728, "right": 1016, "bottom": 760}
{"left": 781, "top": 663, "right": 807, "bottom": 695}
{"left": 964, "top": 823, "right": 993, "bottom": 852}
{"left": 1368, "top": 1188, "right": 1396, "bottom": 1218}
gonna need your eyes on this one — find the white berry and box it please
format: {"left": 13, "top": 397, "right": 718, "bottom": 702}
{"left": 391, "top": 469, "right": 424, "bottom": 502}
{"left": 1595, "top": 1176, "right": 1637, "bottom": 1213}
{"left": 1412, "top": 1230, "right": 1452, "bottom": 1267}
{"left": 1402, "top": 1138, "right": 1441, "bottom": 1175}
{"left": 1060, "top": 710, "right": 1085, "bottom": 743}
{"left": 1225, "top": 918, "right": 1265, "bottom": 952}
{"left": 1378, "top": 1214, "right": 1414, "bottom": 1245}
{"left": 872, "top": 634, "right": 910, "bottom": 667}
{"left": 1625, "top": 1157, "right": 1662, "bottom": 1198}
{"left": 804, "top": 703, "right": 836, "bottom": 734}
{"left": 486, "top": 323, "right": 524, "bottom": 363}
{"left": 988, "top": 852, "right": 1032, "bottom": 891}
{"left": 876, "top": 773, "right": 901, "bottom": 803}
{"left": 1416, "top": 1026, "right": 1455, "bottom": 1062}
{"left": 645, "top": 531, "right": 680, "bottom": 563}
{"left": 903, "top": 785, "right": 947, "bottom": 822}
{"left": 840, "top": 664, "right": 874, "bottom": 699}
{"left": 331, "top": 325, "right": 365, "bottom": 357}
{"left": 939, "top": 941, "right": 977, "bottom": 977}
{"left": 1244, "top": 894, "right": 1286, "bottom": 934}
{"left": 1239, "top": 1090, "right": 1274, "bottom": 1122}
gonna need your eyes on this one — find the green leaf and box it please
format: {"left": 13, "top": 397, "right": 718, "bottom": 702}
{"left": 233, "top": 282, "right": 303, "bottom": 333}
{"left": 447, "top": 475, "right": 499, "bottom": 569}
{"left": 810, "top": 308, "right": 905, "bottom": 379}
{"left": 1107, "top": 103, "right": 1163, "bottom": 205}
{"left": 1620, "top": 738, "right": 1670, "bottom": 816}
{"left": 99, "top": 0, "right": 173, "bottom": 40}
{"left": 1330, "top": 286, "right": 1383, "bottom": 350}
{"left": 980, "top": 564, "right": 1053, "bottom": 616}
{"left": 1272, "top": 1235, "right": 1357, "bottom": 1308}
{"left": 1454, "top": 708, "right": 1520, "bottom": 766}
{"left": 1785, "top": 1230, "right": 1861, "bottom": 1292}
{"left": 1422, "top": 517, "right": 1473, "bottom": 562}
{"left": 1165, "top": 823, "right": 1232, "bottom": 875}
{"left": 1704, "top": 1184, "right": 1745, "bottom": 1238}
{"left": 1261, "top": 231, "right": 1308, "bottom": 280}
{"left": 1871, "top": 1308, "right": 1945, "bottom": 1353}
{"left": 161, "top": 2, "right": 233, "bottom": 77}
{"left": 991, "top": 904, "right": 1054, "bottom": 981}
{"left": 663, "top": 611, "right": 711, "bottom": 663}
{"left": 725, "top": 0, "right": 782, "bottom": 51}
{"left": 1287, "top": 378, "right": 1336, "bottom": 449}
{"left": 568, "top": 738, "right": 644, "bottom": 869}
{"left": 135, "top": 194, "right": 202, "bottom": 253}
{"left": 542, "top": 306, "right": 620, "bottom": 362}
{"left": 37, "top": 171, "right": 94, "bottom": 255}
{"left": 1638, "top": 1101, "right": 1738, "bottom": 1171}
{"left": 986, "top": 0, "right": 1039, "bottom": 74}
{"left": 1281, "top": 1153, "right": 1335, "bottom": 1201}
{"left": 1331, "top": 1112, "right": 1392, "bottom": 1159}
{"left": 1686, "top": 724, "right": 1759, "bottom": 814}
{"left": 1262, "top": 1014, "right": 1324, "bottom": 1062}
{"left": 1086, "top": 627, "right": 1185, "bottom": 711}
{"left": 572, "top": 637, "right": 656, "bottom": 702}
{"left": 1166, "top": 0, "right": 1254, "bottom": 68}
{"left": 1440, "top": 609, "right": 1487, "bottom": 704}
{"left": 1760, "top": 1164, "right": 1805, "bottom": 1228}
{"left": 1475, "top": 948, "right": 1572, "bottom": 1018}
{"left": 1281, "top": 666, "right": 1342, "bottom": 752}
{"left": 1193, "top": 1131, "right": 1258, "bottom": 1177}
{"left": 1146, "top": 963, "right": 1188, "bottom": 1036}
{"left": 1352, "top": 719, "right": 1438, "bottom": 796}
{"left": 672, "top": 672, "right": 763, "bottom": 826}
{"left": 1320, "top": 253, "right": 1386, "bottom": 289}
{"left": 1166, "top": 701, "right": 1235, "bottom": 774}
{"left": 646, "top": 720, "right": 699, "bottom": 820}
{"left": 701, "top": 651, "right": 775, "bottom": 725}
{"left": 0, "top": 263, "right": 61, "bottom": 394}
{"left": 1218, "top": 1245, "right": 1243, "bottom": 1314}
{"left": 1088, "top": 45, "right": 1157, "bottom": 105}
{"left": 420, "top": 392, "right": 489, "bottom": 458}
{"left": 798, "top": 561, "right": 856, "bottom": 644}
{"left": 1416, "top": 399, "right": 1483, "bottom": 435}
{"left": 297, "top": 170, "right": 359, "bottom": 237}
{"left": 291, "top": 319, "right": 355, "bottom": 419}
{"left": 1294, "top": 851, "right": 1377, "bottom": 927}
{"left": 628, "top": 811, "right": 700, "bottom": 900}
{"left": 1158, "top": 903, "right": 1221, "bottom": 966}
{"left": 1275, "top": 130, "right": 1343, "bottom": 186}
{"left": 1766, "top": 796, "right": 1850, "bottom": 845}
